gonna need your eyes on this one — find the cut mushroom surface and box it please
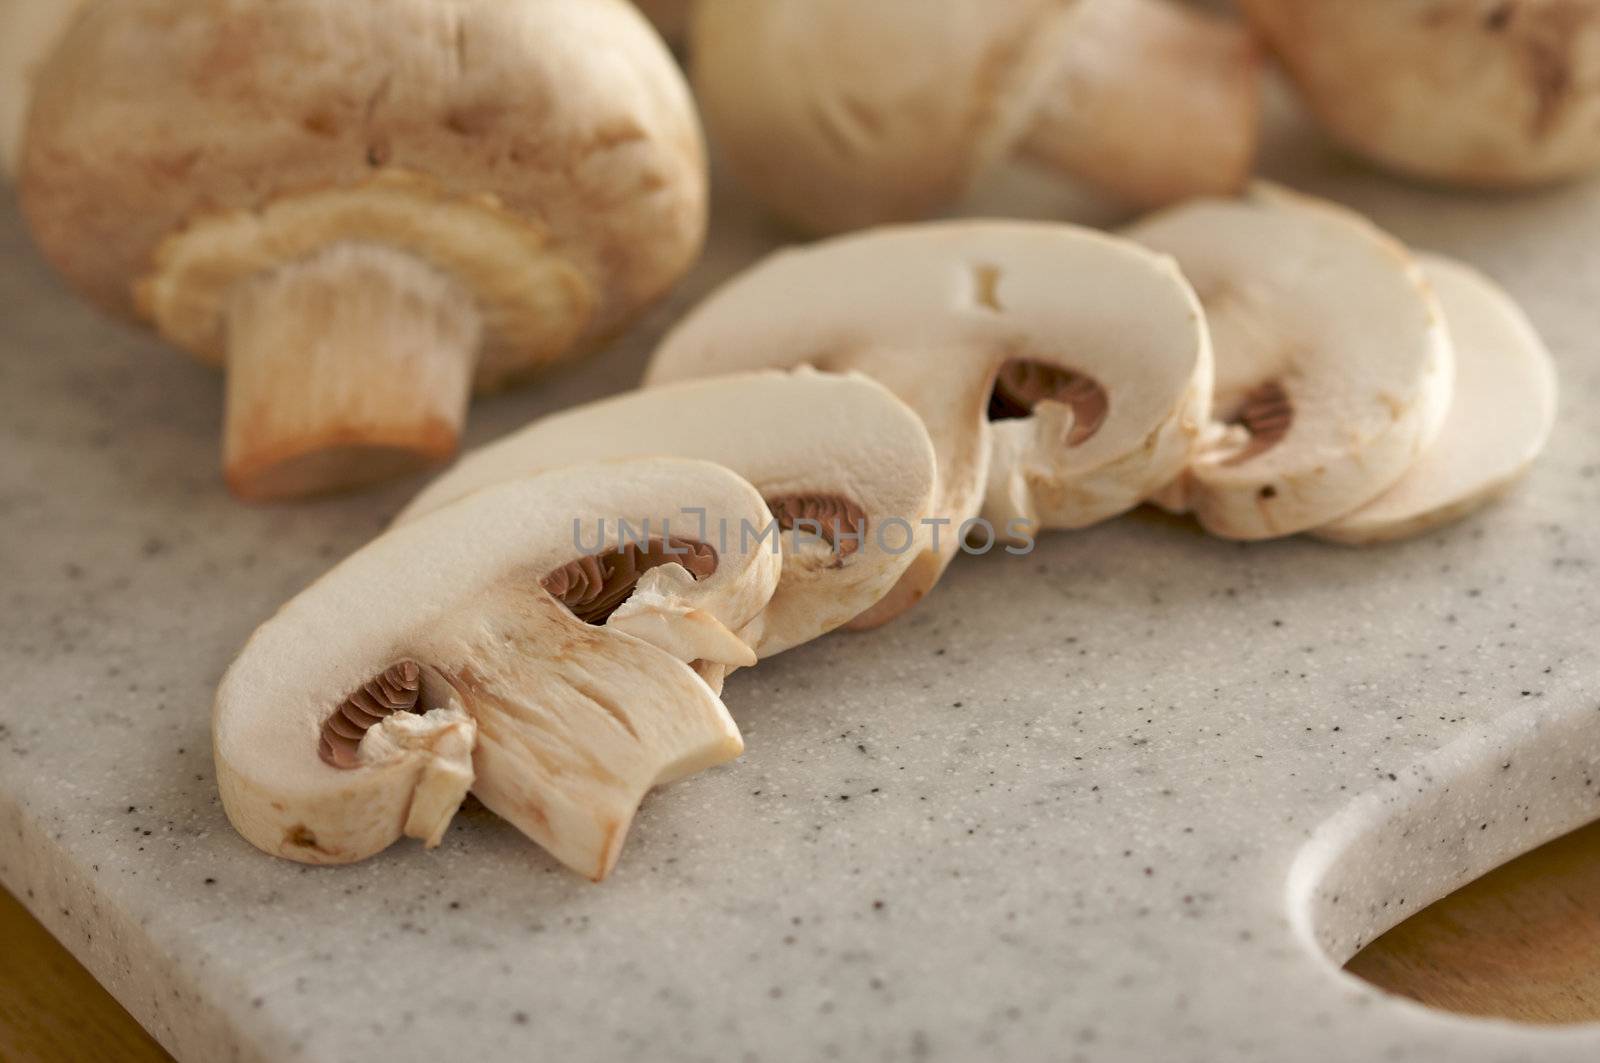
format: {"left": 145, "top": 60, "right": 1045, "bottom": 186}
{"left": 690, "top": 0, "right": 1261, "bottom": 234}
{"left": 1127, "top": 185, "right": 1454, "bottom": 541}
{"left": 214, "top": 458, "right": 781, "bottom": 881}
{"left": 1315, "top": 254, "right": 1558, "bottom": 546}
{"left": 645, "top": 222, "right": 1211, "bottom": 623}
{"left": 1240, "top": 0, "right": 1600, "bottom": 188}
{"left": 400, "top": 369, "right": 939, "bottom": 656}
{"left": 22, "top": 0, "right": 706, "bottom": 500}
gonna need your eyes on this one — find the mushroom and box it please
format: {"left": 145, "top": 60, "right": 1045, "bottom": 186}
{"left": 690, "top": 0, "right": 1262, "bottom": 234}
{"left": 1127, "top": 185, "right": 1455, "bottom": 541}
{"left": 645, "top": 222, "right": 1211, "bottom": 624}
{"left": 1239, "top": 0, "right": 1600, "bottom": 188}
{"left": 20, "top": 0, "right": 706, "bottom": 501}
{"left": 215, "top": 458, "right": 781, "bottom": 881}
{"left": 0, "top": 0, "right": 82, "bottom": 178}
{"left": 1315, "top": 254, "right": 1558, "bottom": 545}
{"left": 399, "top": 369, "right": 940, "bottom": 656}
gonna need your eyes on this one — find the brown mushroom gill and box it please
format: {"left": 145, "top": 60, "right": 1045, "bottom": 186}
{"left": 766, "top": 493, "right": 869, "bottom": 557}
{"left": 987, "top": 359, "right": 1111, "bottom": 446}
{"left": 1224, "top": 380, "right": 1294, "bottom": 466}
{"left": 318, "top": 661, "right": 423, "bottom": 769}
{"left": 542, "top": 538, "right": 718, "bottom": 625}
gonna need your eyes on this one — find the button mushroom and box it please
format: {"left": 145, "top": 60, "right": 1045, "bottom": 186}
{"left": 1240, "top": 0, "right": 1600, "bottom": 188}
{"left": 214, "top": 458, "right": 781, "bottom": 881}
{"left": 1128, "top": 185, "right": 1455, "bottom": 541}
{"left": 1316, "top": 254, "right": 1558, "bottom": 545}
{"left": 0, "top": 0, "right": 81, "bottom": 178}
{"left": 690, "top": 0, "right": 1262, "bottom": 234}
{"left": 645, "top": 222, "right": 1211, "bottom": 624}
{"left": 399, "top": 369, "right": 939, "bottom": 657}
{"left": 20, "top": 0, "right": 707, "bottom": 501}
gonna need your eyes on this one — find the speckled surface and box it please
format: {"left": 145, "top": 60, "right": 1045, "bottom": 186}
{"left": 3, "top": 101, "right": 1600, "bottom": 1063}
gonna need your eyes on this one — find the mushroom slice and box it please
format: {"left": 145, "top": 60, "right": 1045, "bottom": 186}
{"left": 214, "top": 458, "right": 781, "bottom": 881}
{"left": 399, "top": 369, "right": 939, "bottom": 656}
{"left": 645, "top": 222, "right": 1211, "bottom": 624}
{"left": 1127, "top": 185, "right": 1455, "bottom": 541}
{"left": 0, "top": 0, "right": 82, "bottom": 178}
{"left": 1316, "top": 255, "right": 1558, "bottom": 545}
{"left": 21, "top": 0, "right": 706, "bottom": 500}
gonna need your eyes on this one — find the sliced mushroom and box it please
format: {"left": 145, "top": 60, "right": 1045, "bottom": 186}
{"left": 690, "top": 0, "right": 1262, "bottom": 234}
{"left": 1240, "top": 0, "right": 1600, "bottom": 188}
{"left": 0, "top": 0, "right": 82, "bottom": 177}
{"left": 21, "top": 0, "right": 706, "bottom": 500}
{"left": 400, "top": 369, "right": 939, "bottom": 656}
{"left": 214, "top": 458, "right": 781, "bottom": 881}
{"left": 645, "top": 222, "right": 1211, "bottom": 624}
{"left": 1316, "top": 254, "right": 1558, "bottom": 545}
{"left": 1128, "top": 185, "right": 1455, "bottom": 541}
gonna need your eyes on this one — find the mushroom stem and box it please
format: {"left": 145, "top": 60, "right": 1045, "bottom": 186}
{"left": 222, "top": 243, "right": 482, "bottom": 501}
{"left": 1019, "top": 0, "right": 1261, "bottom": 206}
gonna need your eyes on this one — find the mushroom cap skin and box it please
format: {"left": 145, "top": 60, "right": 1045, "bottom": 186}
{"left": 398, "top": 369, "right": 940, "bottom": 657}
{"left": 21, "top": 0, "right": 706, "bottom": 385}
{"left": 1315, "top": 254, "right": 1559, "bottom": 545}
{"left": 1240, "top": 0, "right": 1600, "bottom": 188}
{"left": 0, "top": 0, "right": 83, "bottom": 178}
{"left": 645, "top": 222, "right": 1211, "bottom": 623}
{"left": 1128, "top": 185, "right": 1455, "bottom": 542}
{"left": 214, "top": 458, "right": 781, "bottom": 881}
{"left": 690, "top": 0, "right": 1262, "bottom": 235}
{"left": 690, "top": 0, "right": 1076, "bottom": 234}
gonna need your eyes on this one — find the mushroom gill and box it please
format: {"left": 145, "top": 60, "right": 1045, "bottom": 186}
{"left": 543, "top": 538, "right": 718, "bottom": 625}
{"left": 987, "top": 358, "right": 1111, "bottom": 447}
{"left": 1225, "top": 380, "right": 1293, "bottom": 465}
{"left": 766, "top": 493, "right": 869, "bottom": 557}
{"left": 318, "top": 661, "right": 424, "bottom": 769}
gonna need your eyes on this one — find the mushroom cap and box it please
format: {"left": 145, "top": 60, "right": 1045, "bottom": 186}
{"left": 1128, "top": 185, "right": 1454, "bottom": 541}
{"left": 1240, "top": 0, "right": 1600, "bottom": 187}
{"left": 399, "top": 369, "right": 940, "bottom": 656}
{"left": 22, "top": 0, "right": 706, "bottom": 386}
{"left": 691, "top": 0, "right": 1075, "bottom": 234}
{"left": 645, "top": 221, "right": 1211, "bottom": 616}
{"left": 214, "top": 458, "right": 780, "bottom": 878}
{"left": 0, "top": 0, "right": 82, "bottom": 177}
{"left": 1316, "top": 254, "right": 1559, "bottom": 545}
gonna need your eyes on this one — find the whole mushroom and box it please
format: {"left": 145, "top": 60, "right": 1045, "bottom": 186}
{"left": 1240, "top": 0, "right": 1600, "bottom": 188}
{"left": 691, "top": 0, "right": 1262, "bottom": 234}
{"left": 646, "top": 222, "right": 1211, "bottom": 624}
{"left": 21, "top": 0, "right": 707, "bottom": 500}
{"left": 0, "top": 0, "right": 82, "bottom": 178}
{"left": 215, "top": 458, "right": 781, "bottom": 881}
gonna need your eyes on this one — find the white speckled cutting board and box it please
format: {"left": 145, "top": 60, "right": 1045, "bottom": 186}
{"left": 3, "top": 96, "right": 1600, "bottom": 1063}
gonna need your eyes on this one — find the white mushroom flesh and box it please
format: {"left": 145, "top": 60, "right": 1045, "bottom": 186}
{"left": 214, "top": 458, "right": 781, "bottom": 881}
{"left": 400, "top": 369, "right": 939, "bottom": 656}
{"left": 1128, "top": 185, "right": 1455, "bottom": 541}
{"left": 1316, "top": 254, "right": 1558, "bottom": 545}
{"left": 646, "top": 221, "right": 1211, "bottom": 623}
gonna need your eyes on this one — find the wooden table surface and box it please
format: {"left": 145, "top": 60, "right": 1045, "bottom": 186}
{"left": 4, "top": 820, "right": 1599, "bottom": 1062}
